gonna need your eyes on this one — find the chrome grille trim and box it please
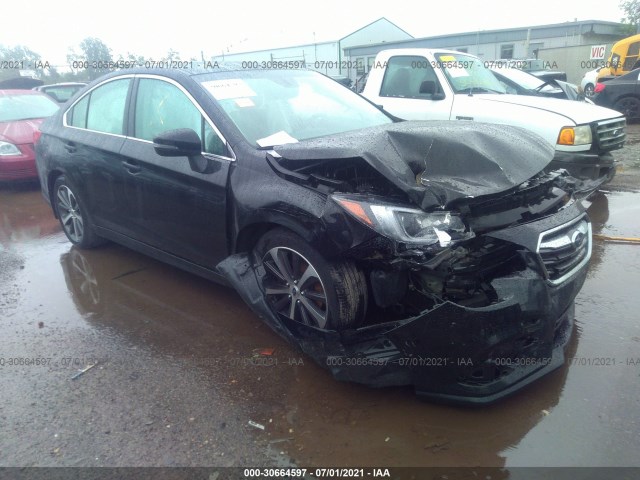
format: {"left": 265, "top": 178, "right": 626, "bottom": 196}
{"left": 596, "top": 117, "right": 626, "bottom": 151}
{"left": 536, "top": 214, "right": 592, "bottom": 286}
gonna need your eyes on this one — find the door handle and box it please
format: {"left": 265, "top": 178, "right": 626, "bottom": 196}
{"left": 122, "top": 160, "right": 141, "bottom": 174}
{"left": 63, "top": 142, "right": 76, "bottom": 153}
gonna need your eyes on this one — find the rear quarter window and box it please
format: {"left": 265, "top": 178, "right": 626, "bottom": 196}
{"left": 67, "top": 78, "right": 131, "bottom": 135}
{"left": 69, "top": 95, "right": 89, "bottom": 128}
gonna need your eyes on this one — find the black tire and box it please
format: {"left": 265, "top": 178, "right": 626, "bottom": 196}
{"left": 584, "top": 83, "right": 594, "bottom": 97}
{"left": 53, "top": 175, "right": 104, "bottom": 248}
{"left": 613, "top": 96, "right": 640, "bottom": 119}
{"left": 254, "top": 228, "right": 367, "bottom": 330}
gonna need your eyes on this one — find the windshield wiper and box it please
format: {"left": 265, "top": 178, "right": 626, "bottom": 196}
{"left": 457, "top": 87, "right": 503, "bottom": 95}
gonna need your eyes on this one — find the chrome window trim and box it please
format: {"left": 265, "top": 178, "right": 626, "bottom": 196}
{"left": 62, "top": 73, "right": 236, "bottom": 161}
{"left": 62, "top": 75, "right": 134, "bottom": 138}
{"left": 536, "top": 213, "right": 592, "bottom": 286}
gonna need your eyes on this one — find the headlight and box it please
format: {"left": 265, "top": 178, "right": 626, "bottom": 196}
{"left": 0, "top": 141, "right": 21, "bottom": 156}
{"left": 333, "top": 195, "right": 473, "bottom": 247}
{"left": 557, "top": 125, "right": 592, "bottom": 146}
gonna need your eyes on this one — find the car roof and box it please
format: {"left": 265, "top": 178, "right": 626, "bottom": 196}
{"left": 615, "top": 68, "right": 640, "bottom": 81}
{"left": 75, "top": 65, "right": 318, "bottom": 93}
{"left": 39, "top": 82, "right": 87, "bottom": 88}
{"left": 92, "top": 63, "right": 314, "bottom": 80}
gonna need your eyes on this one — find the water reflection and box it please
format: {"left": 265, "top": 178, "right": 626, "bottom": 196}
{"left": 59, "top": 245, "right": 580, "bottom": 468}
{"left": 585, "top": 193, "right": 609, "bottom": 278}
{"left": 0, "top": 182, "right": 60, "bottom": 246}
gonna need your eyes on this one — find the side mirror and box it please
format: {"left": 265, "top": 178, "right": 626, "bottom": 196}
{"left": 419, "top": 80, "right": 436, "bottom": 95}
{"left": 153, "top": 128, "right": 202, "bottom": 157}
{"left": 419, "top": 80, "right": 446, "bottom": 101}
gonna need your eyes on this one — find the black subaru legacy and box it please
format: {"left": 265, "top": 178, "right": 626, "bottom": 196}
{"left": 36, "top": 67, "right": 591, "bottom": 404}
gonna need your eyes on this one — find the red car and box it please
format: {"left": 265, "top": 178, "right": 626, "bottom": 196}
{"left": 0, "top": 89, "right": 59, "bottom": 181}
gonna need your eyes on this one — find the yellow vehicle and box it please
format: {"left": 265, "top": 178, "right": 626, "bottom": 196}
{"left": 597, "top": 34, "right": 640, "bottom": 80}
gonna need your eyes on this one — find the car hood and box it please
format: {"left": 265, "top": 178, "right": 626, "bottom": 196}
{"left": 0, "top": 118, "right": 45, "bottom": 144}
{"left": 472, "top": 94, "right": 621, "bottom": 124}
{"left": 273, "top": 121, "right": 555, "bottom": 210}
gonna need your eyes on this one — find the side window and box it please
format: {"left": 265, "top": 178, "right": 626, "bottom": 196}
{"left": 86, "top": 79, "right": 130, "bottom": 135}
{"left": 134, "top": 78, "right": 228, "bottom": 156}
{"left": 380, "top": 56, "right": 440, "bottom": 99}
{"left": 69, "top": 94, "right": 90, "bottom": 128}
{"left": 624, "top": 42, "right": 640, "bottom": 71}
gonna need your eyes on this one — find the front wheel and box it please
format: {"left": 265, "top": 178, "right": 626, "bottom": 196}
{"left": 613, "top": 96, "right": 640, "bottom": 119}
{"left": 53, "top": 176, "right": 104, "bottom": 248}
{"left": 254, "top": 229, "right": 367, "bottom": 330}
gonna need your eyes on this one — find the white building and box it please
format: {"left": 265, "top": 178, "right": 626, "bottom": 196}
{"left": 344, "top": 20, "right": 628, "bottom": 83}
{"left": 211, "top": 17, "right": 413, "bottom": 77}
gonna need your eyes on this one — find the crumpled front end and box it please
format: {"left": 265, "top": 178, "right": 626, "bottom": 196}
{"left": 218, "top": 201, "right": 590, "bottom": 405}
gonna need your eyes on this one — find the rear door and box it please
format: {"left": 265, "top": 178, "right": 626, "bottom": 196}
{"left": 62, "top": 77, "right": 133, "bottom": 233}
{"left": 117, "top": 75, "right": 232, "bottom": 268}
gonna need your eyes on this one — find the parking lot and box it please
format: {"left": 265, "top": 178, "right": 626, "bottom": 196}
{"left": 1, "top": 126, "right": 639, "bottom": 471}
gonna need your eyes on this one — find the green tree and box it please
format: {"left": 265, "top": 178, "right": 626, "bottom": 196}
{"left": 80, "top": 37, "right": 113, "bottom": 79}
{"left": 0, "top": 44, "right": 45, "bottom": 81}
{"left": 620, "top": 0, "right": 640, "bottom": 32}
{"left": 67, "top": 37, "right": 114, "bottom": 80}
{"left": 118, "top": 52, "right": 146, "bottom": 69}
{"left": 66, "top": 46, "right": 87, "bottom": 79}
{"left": 162, "top": 48, "right": 180, "bottom": 63}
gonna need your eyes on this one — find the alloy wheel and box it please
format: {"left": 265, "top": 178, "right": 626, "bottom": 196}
{"left": 57, "top": 185, "right": 84, "bottom": 243}
{"left": 584, "top": 84, "right": 594, "bottom": 97}
{"left": 615, "top": 97, "right": 640, "bottom": 119}
{"left": 262, "top": 246, "right": 329, "bottom": 328}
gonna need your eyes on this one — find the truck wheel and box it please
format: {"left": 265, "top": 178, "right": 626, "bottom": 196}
{"left": 254, "top": 228, "right": 367, "bottom": 330}
{"left": 53, "top": 176, "right": 104, "bottom": 249}
{"left": 613, "top": 96, "right": 640, "bottom": 119}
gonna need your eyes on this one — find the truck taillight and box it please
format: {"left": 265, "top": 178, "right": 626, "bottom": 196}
{"left": 594, "top": 83, "right": 606, "bottom": 94}
{"left": 33, "top": 129, "right": 42, "bottom": 144}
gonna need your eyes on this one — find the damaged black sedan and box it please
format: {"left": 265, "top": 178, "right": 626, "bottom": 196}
{"left": 36, "top": 67, "right": 591, "bottom": 405}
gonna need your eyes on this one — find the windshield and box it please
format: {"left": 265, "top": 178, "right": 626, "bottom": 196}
{"left": 436, "top": 52, "right": 506, "bottom": 94}
{"left": 0, "top": 93, "right": 59, "bottom": 122}
{"left": 198, "top": 70, "right": 392, "bottom": 147}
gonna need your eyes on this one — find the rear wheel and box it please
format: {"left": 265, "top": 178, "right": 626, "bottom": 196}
{"left": 613, "top": 96, "right": 640, "bottom": 119}
{"left": 254, "top": 228, "right": 367, "bottom": 330}
{"left": 584, "top": 83, "right": 594, "bottom": 97}
{"left": 54, "top": 176, "right": 104, "bottom": 248}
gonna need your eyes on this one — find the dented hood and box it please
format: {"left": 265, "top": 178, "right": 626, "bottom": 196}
{"left": 274, "top": 121, "right": 554, "bottom": 210}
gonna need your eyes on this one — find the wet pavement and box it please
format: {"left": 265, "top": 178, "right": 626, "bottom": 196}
{"left": 1, "top": 128, "right": 640, "bottom": 471}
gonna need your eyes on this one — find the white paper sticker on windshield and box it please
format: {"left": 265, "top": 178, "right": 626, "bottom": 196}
{"left": 201, "top": 79, "right": 257, "bottom": 100}
{"left": 256, "top": 131, "right": 298, "bottom": 147}
{"left": 235, "top": 97, "right": 255, "bottom": 108}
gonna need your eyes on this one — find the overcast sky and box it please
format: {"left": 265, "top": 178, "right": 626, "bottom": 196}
{"left": 2, "top": 0, "right": 626, "bottom": 66}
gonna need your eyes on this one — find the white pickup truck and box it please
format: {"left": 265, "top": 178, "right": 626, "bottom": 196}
{"left": 361, "top": 49, "right": 626, "bottom": 194}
